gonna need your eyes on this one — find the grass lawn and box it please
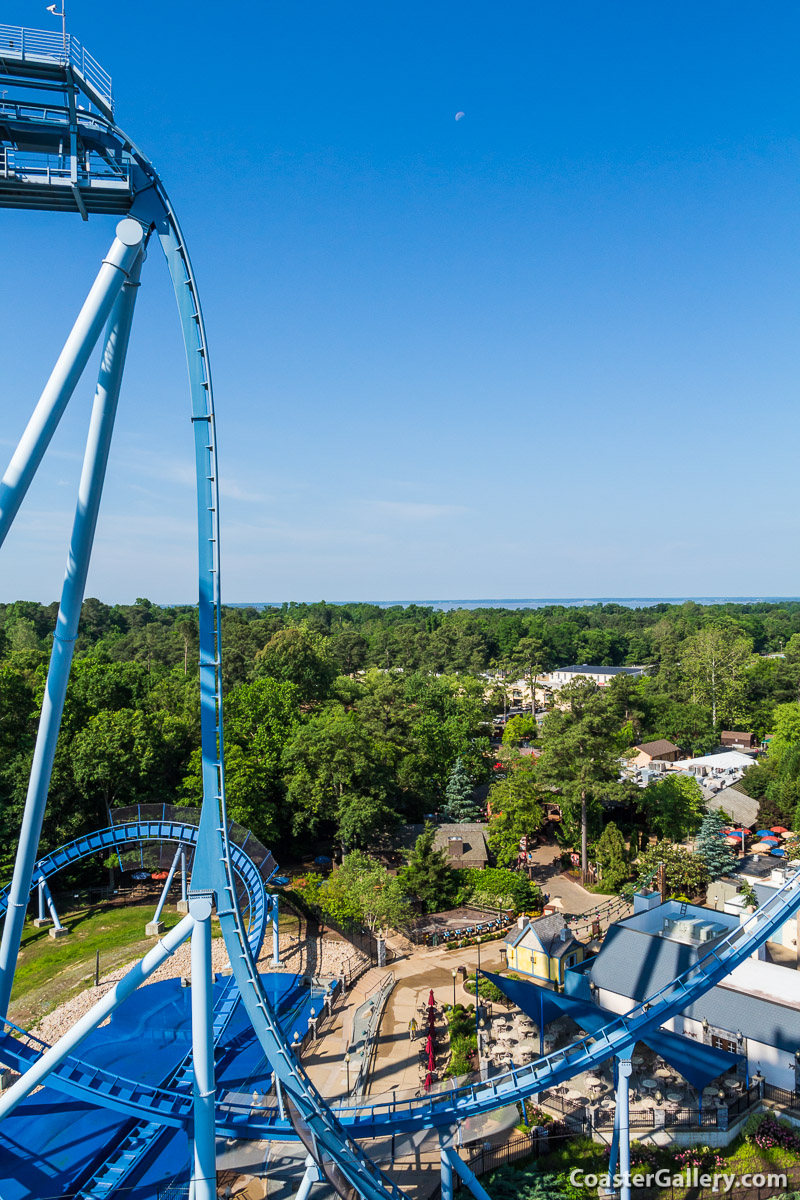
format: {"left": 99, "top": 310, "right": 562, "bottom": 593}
{"left": 7, "top": 895, "right": 304, "bottom": 1031}
{"left": 9, "top": 897, "right": 197, "bottom": 1030}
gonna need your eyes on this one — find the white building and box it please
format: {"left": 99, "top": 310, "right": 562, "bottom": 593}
{"left": 574, "top": 895, "right": 800, "bottom": 1091}
{"left": 545, "top": 664, "right": 645, "bottom": 688}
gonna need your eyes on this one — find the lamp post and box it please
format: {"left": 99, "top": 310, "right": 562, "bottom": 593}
{"left": 344, "top": 1052, "right": 351, "bottom": 1094}
{"left": 451, "top": 968, "right": 457, "bottom": 1010}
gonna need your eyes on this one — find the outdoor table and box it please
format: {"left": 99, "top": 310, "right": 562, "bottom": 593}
{"left": 600, "top": 1098, "right": 615, "bottom": 1109}
{"left": 631, "top": 1055, "right": 644, "bottom": 1064}
{"left": 655, "top": 1068, "right": 671, "bottom": 1079}
{"left": 666, "top": 1092, "right": 683, "bottom": 1104}
{"left": 641, "top": 1078, "right": 657, "bottom": 1089}
{"left": 640, "top": 1096, "right": 656, "bottom": 1108}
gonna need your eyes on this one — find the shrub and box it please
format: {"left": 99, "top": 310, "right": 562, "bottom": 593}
{"left": 745, "top": 1114, "right": 800, "bottom": 1153}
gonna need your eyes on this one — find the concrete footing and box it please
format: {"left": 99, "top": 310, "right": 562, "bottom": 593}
{"left": 48, "top": 926, "right": 69, "bottom": 939}
{"left": 146, "top": 920, "right": 165, "bottom": 937}
{"left": 177, "top": 900, "right": 189, "bottom": 914}
{"left": 33, "top": 918, "right": 52, "bottom": 928}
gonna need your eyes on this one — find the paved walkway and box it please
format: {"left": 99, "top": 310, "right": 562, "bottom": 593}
{"left": 524, "top": 841, "right": 601, "bottom": 914}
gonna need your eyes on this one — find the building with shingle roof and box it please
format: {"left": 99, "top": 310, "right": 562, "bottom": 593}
{"left": 505, "top": 913, "right": 586, "bottom": 987}
{"left": 578, "top": 899, "right": 800, "bottom": 1090}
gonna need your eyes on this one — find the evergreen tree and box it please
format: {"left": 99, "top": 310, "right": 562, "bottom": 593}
{"left": 445, "top": 756, "right": 477, "bottom": 822}
{"left": 399, "top": 823, "right": 456, "bottom": 913}
{"left": 695, "top": 809, "right": 737, "bottom": 881}
{"left": 594, "top": 821, "right": 629, "bottom": 891}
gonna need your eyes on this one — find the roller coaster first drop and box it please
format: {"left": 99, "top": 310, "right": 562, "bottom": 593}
{"left": 1, "top": 24, "right": 800, "bottom": 1200}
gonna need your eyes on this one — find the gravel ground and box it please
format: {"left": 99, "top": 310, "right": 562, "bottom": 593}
{"left": 30, "top": 926, "right": 369, "bottom": 1045}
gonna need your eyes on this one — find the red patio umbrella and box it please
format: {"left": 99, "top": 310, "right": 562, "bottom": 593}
{"left": 424, "top": 1071, "right": 433, "bottom": 1091}
{"left": 428, "top": 1044, "right": 435, "bottom": 1072}
{"left": 151, "top": 871, "right": 169, "bottom": 880}
{"left": 772, "top": 826, "right": 790, "bottom": 834}
{"left": 428, "top": 989, "right": 435, "bottom": 1008}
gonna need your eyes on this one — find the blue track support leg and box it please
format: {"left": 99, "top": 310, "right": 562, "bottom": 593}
{"left": 271, "top": 894, "right": 281, "bottom": 966}
{"left": 295, "top": 1156, "right": 321, "bottom": 1200}
{"left": 148, "top": 843, "right": 183, "bottom": 934}
{"left": 440, "top": 1135, "right": 454, "bottom": 1200}
{"left": 0, "top": 219, "right": 144, "bottom": 547}
{"left": 446, "top": 1149, "right": 494, "bottom": 1200}
{"left": 617, "top": 1056, "right": 632, "bottom": 1200}
{"left": 39, "top": 877, "right": 67, "bottom": 937}
{"left": 0, "top": 237, "right": 144, "bottom": 1019}
{"left": 190, "top": 897, "right": 216, "bottom": 1200}
{"left": 35, "top": 878, "right": 49, "bottom": 927}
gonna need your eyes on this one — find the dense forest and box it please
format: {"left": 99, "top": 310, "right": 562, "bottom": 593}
{"left": 3, "top": 597, "right": 800, "bottom": 876}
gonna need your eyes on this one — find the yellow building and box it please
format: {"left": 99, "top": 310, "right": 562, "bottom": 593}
{"left": 504, "top": 913, "right": 586, "bottom": 988}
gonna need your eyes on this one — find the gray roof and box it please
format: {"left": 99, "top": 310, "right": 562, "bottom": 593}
{"left": 557, "top": 664, "right": 643, "bottom": 676}
{"left": 508, "top": 913, "right": 583, "bottom": 957}
{"left": 399, "top": 823, "right": 489, "bottom": 868}
{"left": 709, "top": 784, "right": 759, "bottom": 829}
{"left": 590, "top": 925, "right": 800, "bottom": 1051}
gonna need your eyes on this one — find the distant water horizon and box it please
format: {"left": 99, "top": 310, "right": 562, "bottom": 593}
{"left": 227, "top": 596, "right": 800, "bottom": 612}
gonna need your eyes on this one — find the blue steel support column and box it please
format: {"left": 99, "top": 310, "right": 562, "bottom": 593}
{"left": 40, "top": 878, "right": 66, "bottom": 937}
{"left": 0, "top": 229, "right": 144, "bottom": 1019}
{"left": 446, "top": 1149, "right": 494, "bottom": 1200}
{"left": 271, "top": 894, "right": 281, "bottom": 965}
{"left": 190, "top": 896, "right": 216, "bottom": 1200}
{"left": 617, "top": 1056, "right": 633, "bottom": 1200}
{"left": 440, "top": 1134, "right": 454, "bottom": 1200}
{"left": 295, "top": 1156, "right": 322, "bottom": 1200}
{"left": 0, "top": 911, "right": 194, "bottom": 1120}
{"left": 148, "top": 843, "right": 183, "bottom": 934}
{"left": 0, "top": 220, "right": 144, "bottom": 547}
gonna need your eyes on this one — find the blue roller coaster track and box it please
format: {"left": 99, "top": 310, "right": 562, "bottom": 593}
{"left": 1, "top": 23, "right": 798, "bottom": 1200}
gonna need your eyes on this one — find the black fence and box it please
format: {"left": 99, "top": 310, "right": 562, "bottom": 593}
{"left": 317, "top": 912, "right": 381, "bottom": 969}
{"left": 764, "top": 1081, "right": 800, "bottom": 1112}
{"left": 593, "top": 1081, "right": 764, "bottom": 1132}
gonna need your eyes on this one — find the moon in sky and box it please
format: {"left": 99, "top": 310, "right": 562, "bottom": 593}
{"left": 455, "top": 111, "right": 465, "bottom": 121}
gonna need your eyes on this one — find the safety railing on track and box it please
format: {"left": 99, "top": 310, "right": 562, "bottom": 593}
{"left": 0, "top": 25, "right": 113, "bottom": 113}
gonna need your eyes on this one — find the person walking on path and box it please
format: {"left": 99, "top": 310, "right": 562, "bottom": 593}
{"left": 408, "top": 1016, "right": 418, "bottom": 1040}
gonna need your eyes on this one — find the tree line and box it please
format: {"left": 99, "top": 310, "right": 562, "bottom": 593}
{"left": 3, "top": 597, "right": 800, "bottom": 879}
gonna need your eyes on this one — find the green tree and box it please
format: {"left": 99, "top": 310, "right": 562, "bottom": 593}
{"left": 636, "top": 774, "right": 705, "bottom": 842}
{"left": 317, "top": 851, "right": 411, "bottom": 935}
{"left": 682, "top": 624, "right": 753, "bottom": 729}
{"left": 456, "top": 866, "right": 541, "bottom": 912}
{"left": 486, "top": 758, "right": 544, "bottom": 868}
{"left": 594, "top": 821, "right": 629, "bottom": 891}
{"left": 72, "top": 708, "right": 191, "bottom": 819}
{"left": 282, "top": 704, "right": 396, "bottom": 845}
{"left": 445, "top": 756, "right": 477, "bottom": 822}
{"left": 537, "top": 678, "right": 632, "bottom": 875}
{"left": 695, "top": 810, "right": 737, "bottom": 880}
{"left": 635, "top": 841, "right": 709, "bottom": 898}
{"left": 502, "top": 715, "right": 537, "bottom": 747}
{"left": 768, "top": 703, "right": 800, "bottom": 762}
{"left": 254, "top": 626, "right": 336, "bottom": 702}
{"left": 399, "top": 823, "right": 457, "bottom": 913}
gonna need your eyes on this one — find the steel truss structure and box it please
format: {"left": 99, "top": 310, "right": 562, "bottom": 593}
{"left": 2, "top": 24, "right": 800, "bottom": 1200}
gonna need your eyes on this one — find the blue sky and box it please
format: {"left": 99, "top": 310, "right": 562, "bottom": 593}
{"left": 3, "top": 1, "right": 800, "bottom": 603}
